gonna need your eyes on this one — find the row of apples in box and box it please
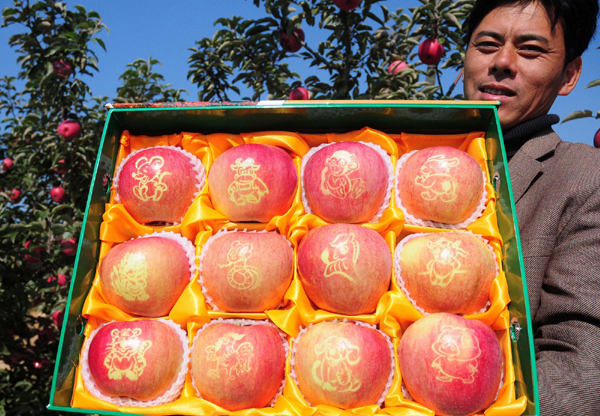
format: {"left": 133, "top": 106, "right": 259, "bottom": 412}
{"left": 114, "top": 140, "right": 486, "bottom": 227}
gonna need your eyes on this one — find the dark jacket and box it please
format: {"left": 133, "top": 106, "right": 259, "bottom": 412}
{"left": 509, "top": 127, "right": 600, "bottom": 415}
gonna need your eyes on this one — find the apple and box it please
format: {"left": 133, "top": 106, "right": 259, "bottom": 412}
{"left": 399, "top": 313, "right": 503, "bottom": 416}
{"left": 86, "top": 319, "right": 186, "bottom": 403}
{"left": 388, "top": 60, "right": 408, "bottom": 75}
{"left": 24, "top": 240, "right": 43, "bottom": 263}
{"left": 208, "top": 143, "right": 297, "bottom": 222}
{"left": 418, "top": 38, "right": 444, "bottom": 65}
{"left": 298, "top": 224, "right": 391, "bottom": 315}
{"left": 52, "top": 309, "right": 64, "bottom": 328}
{"left": 57, "top": 120, "right": 81, "bottom": 140}
{"left": 9, "top": 189, "right": 21, "bottom": 201}
{"left": 61, "top": 237, "right": 77, "bottom": 256}
{"left": 396, "top": 146, "right": 484, "bottom": 225}
{"left": 52, "top": 59, "right": 72, "bottom": 79}
{"left": 201, "top": 231, "right": 293, "bottom": 312}
{"left": 333, "top": 0, "right": 362, "bottom": 11}
{"left": 191, "top": 321, "right": 286, "bottom": 411}
{"left": 279, "top": 27, "right": 305, "bottom": 53}
{"left": 50, "top": 186, "right": 66, "bottom": 203}
{"left": 594, "top": 128, "right": 600, "bottom": 148}
{"left": 396, "top": 232, "right": 496, "bottom": 315}
{"left": 2, "top": 158, "right": 13, "bottom": 171}
{"left": 289, "top": 86, "right": 310, "bottom": 100}
{"left": 54, "top": 159, "right": 68, "bottom": 174}
{"left": 303, "top": 141, "right": 389, "bottom": 223}
{"left": 57, "top": 273, "right": 67, "bottom": 286}
{"left": 294, "top": 321, "right": 392, "bottom": 408}
{"left": 99, "top": 235, "right": 192, "bottom": 317}
{"left": 117, "top": 146, "right": 205, "bottom": 224}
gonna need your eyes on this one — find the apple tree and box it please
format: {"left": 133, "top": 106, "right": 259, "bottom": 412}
{"left": 187, "top": 0, "right": 475, "bottom": 101}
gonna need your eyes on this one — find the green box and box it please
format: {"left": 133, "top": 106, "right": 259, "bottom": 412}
{"left": 48, "top": 100, "right": 539, "bottom": 416}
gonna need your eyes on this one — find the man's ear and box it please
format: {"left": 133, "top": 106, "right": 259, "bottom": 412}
{"left": 558, "top": 56, "right": 582, "bottom": 96}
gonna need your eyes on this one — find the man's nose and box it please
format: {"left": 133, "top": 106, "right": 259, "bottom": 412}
{"left": 490, "top": 46, "right": 516, "bottom": 76}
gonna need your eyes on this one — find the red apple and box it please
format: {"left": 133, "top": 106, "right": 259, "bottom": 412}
{"left": 54, "top": 159, "right": 68, "bottom": 174}
{"left": 191, "top": 321, "right": 286, "bottom": 411}
{"left": 201, "top": 231, "right": 293, "bottom": 312}
{"left": 57, "top": 120, "right": 81, "bottom": 140}
{"left": 294, "top": 321, "right": 392, "bottom": 408}
{"left": 208, "top": 144, "right": 297, "bottom": 222}
{"left": 57, "top": 273, "right": 67, "bottom": 286}
{"left": 10, "top": 189, "right": 21, "bottom": 201}
{"left": 399, "top": 313, "right": 502, "bottom": 416}
{"left": 279, "top": 27, "right": 305, "bottom": 53}
{"left": 289, "top": 86, "right": 310, "bottom": 100}
{"left": 303, "top": 141, "right": 390, "bottom": 223}
{"left": 2, "top": 158, "right": 13, "bottom": 171}
{"left": 396, "top": 232, "right": 496, "bottom": 315}
{"left": 50, "top": 186, "right": 66, "bottom": 203}
{"left": 298, "top": 224, "right": 391, "bottom": 315}
{"left": 99, "top": 235, "right": 192, "bottom": 317}
{"left": 52, "top": 309, "right": 64, "bottom": 328}
{"left": 86, "top": 319, "right": 186, "bottom": 402}
{"left": 333, "top": 0, "right": 362, "bottom": 11}
{"left": 594, "top": 128, "right": 600, "bottom": 148}
{"left": 396, "top": 146, "right": 484, "bottom": 225}
{"left": 61, "top": 237, "right": 77, "bottom": 256}
{"left": 418, "top": 38, "right": 444, "bottom": 65}
{"left": 117, "top": 146, "right": 205, "bottom": 224}
{"left": 24, "top": 240, "right": 43, "bottom": 263}
{"left": 388, "top": 60, "right": 408, "bottom": 75}
{"left": 52, "top": 59, "right": 72, "bottom": 79}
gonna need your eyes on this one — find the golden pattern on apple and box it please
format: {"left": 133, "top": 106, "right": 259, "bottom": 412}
{"left": 414, "top": 154, "right": 460, "bottom": 202}
{"left": 205, "top": 332, "right": 254, "bottom": 381}
{"left": 320, "top": 150, "right": 366, "bottom": 200}
{"left": 110, "top": 252, "right": 150, "bottom": 301}
{"left": 320, "top": 233, "right": 360, "bottom": 283}
{"left": 218, "top": 241, "right": 261, "bottom": 290}
{"left": 131, "top": 156, "right": 171, "bottom": 202}
{"left": 430, "top": 326, "right": 482, "bottom": 384}
{"left": 228, "top": 157, "right": 269, "bottom": 205}
{"left": 103, "top": 328, "right": 152, "bottom": 381}
{"left": 311, "top": 336, "right": 362, "bottom": 392}
{"left": 418, "top": 238, "right": 469, "bottom": 287}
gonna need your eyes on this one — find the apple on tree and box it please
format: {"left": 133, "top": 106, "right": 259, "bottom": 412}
{"left": 388, "top": 60, "right": 408, "bottom": 75}
{"left": 24, "top": 240, "right": 43, "bottom": 263}
{"left": 52, "top": 59, "right": 72, "bottom": 79}
{"left": 50, "top": 186, "right": 66, "bottom": 203}
{"left": 10, "top": 189, "right": 21, "bottom": 201}
{"left": 289, "top": 87, "right": 310, "bottom": 100}
{"left": 61, "top": 237, "right": 77, "bottom": 256}
{"left": 54, "top": 159, "right": 68, "bottom": 174}
{"left": 2, "top": 158, "right": 13, "bottom": 171}
{"left": 333, "top": 0, "right": 362, "bottom": 11}
{"left": 57, "top": 120, "right": 81, "bottom": 140}
{"left": 279, "top": 27, "right": 305, "bottom": 53}
{"left": 418, "top": 38, "right": 444, "bottom": 65}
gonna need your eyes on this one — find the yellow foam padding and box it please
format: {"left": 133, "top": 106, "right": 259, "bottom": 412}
{"left": 73, "top": 128, "right": 524, "bottom": 415}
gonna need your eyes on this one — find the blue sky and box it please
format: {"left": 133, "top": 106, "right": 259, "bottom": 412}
{"left": 1, "top": 0, "right": 599, "bottom": 145}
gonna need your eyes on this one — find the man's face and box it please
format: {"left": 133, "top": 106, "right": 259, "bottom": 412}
{"left": 463, "top": 2, "right": 581, "bottom": 130}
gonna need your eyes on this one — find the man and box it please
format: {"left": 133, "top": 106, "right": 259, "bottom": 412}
{"left": 463, "top": 0, "right": 600, "bottom": 414}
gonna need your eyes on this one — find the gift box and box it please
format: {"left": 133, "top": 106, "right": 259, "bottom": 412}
{"left": 48, "top": 100, "right": 539, "bottom": 416}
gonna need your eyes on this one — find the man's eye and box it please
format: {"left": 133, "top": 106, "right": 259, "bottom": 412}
{"left": 520, "top": 45, "right": 544, "bottom": 56}
{"left": 474, "top": 42, "right": 499, "bottom": 52}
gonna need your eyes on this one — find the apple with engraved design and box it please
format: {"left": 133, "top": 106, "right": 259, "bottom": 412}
{"left": 396, "top": 146, "right": 484, "bottom": 225}
{"left": 117, "top": 147, "right": 204, "bottom": 224}
{"left": 201, "top": 231, "right": 293, "bottom": 312}
{"left": 208, "top": 144, "right": 298, "bottom": 222}
{"left": 99, "top": 236, "right": 191, "bottom": 317}
{"left": 303, "top": 141, "right": 389, "bottom": 223}
{"left": 298, "top": 223, "right": 391, "bottom": 315}
{"left": 399, "top": 313, "right": 503, "bottom": 416}
{"left": 191, "top": 322, "right": 286, "bottom": 411}
{"left": 294, "top": 321, "right": 392, "bottom": 409}
{"left": 86, "top": 319, "right": 185, "bottom": 402}
{"left": 396, "top": 232, "right": 497, "bottom": 315}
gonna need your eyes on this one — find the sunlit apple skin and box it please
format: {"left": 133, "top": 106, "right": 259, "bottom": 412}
{"left": 399, "top": 313, "right": 502, "bottom": 416}
{"left": 333, "top": 0, "right": 362, "bottom": 11}
{"left": 304, "top": 141, "right": 388, "bottom": 223}
{"left": 298, "top": 224, "right": 391, "bottom": 314}
{"left": 57, "top": 120, "right": 81, "bottom": 140}
{"left": 388, "top": 60, "right": 408, "bottom": 75}
{"left": 418, "top": 38, "right": 444, "bottom": 65}
{"left": 289, "top": 86, "right": 310, "bottom": 100}
{"left": 50, "top": 186, "right": 66, "bottom": 203}
{"left": 191, "top": 322, "right": 285, "bottom": 411}
{"left": 99, "top": 236, "right": 190, "bottom": 317}
{"left": 201, "top": 231, "right": 293, "bottom": 312}
{"left": 118, "top": 147, "right": 203, "bottom": 224}
{"left": 279, "top": 27, "right": 305, "bottom": 52}
{"left": 208, "top": 144, "right": 297, "bottom": 222}
{"left": 398, "top": 232, "right": 496, "bottom": 314}
{"left": 87, "top": 320, "right": 185, "bottom": 402}
{"left": 294, "top": 321, "right": 391, "bottom": 409}
{"left": 397, "top": 146, "right": 484, "bottom": 225}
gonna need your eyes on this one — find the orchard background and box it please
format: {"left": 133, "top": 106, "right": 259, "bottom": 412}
{"left": 0, "top": 0, "right": 597, "bottom": 415}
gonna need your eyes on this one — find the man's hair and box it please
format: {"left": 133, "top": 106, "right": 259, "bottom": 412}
{"left": 465, "top": 0, "right": 599, "bottom": 65}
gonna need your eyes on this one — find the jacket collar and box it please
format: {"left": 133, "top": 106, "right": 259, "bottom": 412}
{"left": 507, "top": 127, "right": 561, "bottom": 204}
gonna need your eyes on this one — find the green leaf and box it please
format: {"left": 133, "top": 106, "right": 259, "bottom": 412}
{"left": 584, "top": 79, "right": 600, "bottom": 89}
{"left": 562, "top": 110, "right": 594, "bottom": 122}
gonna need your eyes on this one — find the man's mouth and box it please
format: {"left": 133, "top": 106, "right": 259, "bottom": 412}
{"left": 479, "top": 86, "right": 516, "bottom": 97}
